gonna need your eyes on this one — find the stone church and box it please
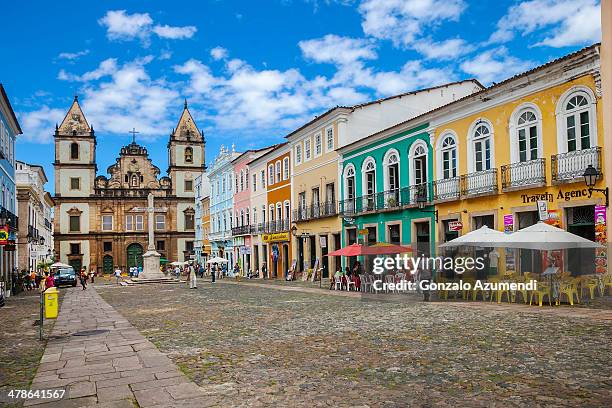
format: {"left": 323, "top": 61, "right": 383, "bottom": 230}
{"left": 53, "top": 97, "right": 205, "bottom": 273}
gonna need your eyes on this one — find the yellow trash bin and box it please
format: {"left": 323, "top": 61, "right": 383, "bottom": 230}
{"left": 44, "top": 287, "right": 59, "bottom": 319}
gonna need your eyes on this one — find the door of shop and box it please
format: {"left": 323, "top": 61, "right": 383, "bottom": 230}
{"left": 320, "top": 236, "right": 329, "bottom": 278}
{"left": 567, "top": 205, "right": 595, "bottom": 275}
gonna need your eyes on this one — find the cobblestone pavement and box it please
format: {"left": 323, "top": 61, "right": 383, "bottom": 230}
{"left": 0, "top": 290, "right": 57, "bottom": 408}
{"left": 21, "top": 287, "right": 216, "bottom": 408}
{"left": 96, "top": 280, "right": 612, "bottom": 407}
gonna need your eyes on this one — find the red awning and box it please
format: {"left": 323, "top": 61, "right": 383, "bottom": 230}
{"left": 326, "top": 243, "right": 413, "bottom": 257}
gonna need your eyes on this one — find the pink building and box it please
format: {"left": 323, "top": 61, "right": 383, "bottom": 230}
{"left": 231, "top": 147, "right": 272, "bottom": 274}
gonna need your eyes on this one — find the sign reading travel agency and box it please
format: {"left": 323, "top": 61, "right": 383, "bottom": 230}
{"left": 263, "top": 232, "right": 290, "bottom": 243}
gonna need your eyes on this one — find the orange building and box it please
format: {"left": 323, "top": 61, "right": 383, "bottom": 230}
{"left": 264, "top": 144, "right": 292, "bottom": 279}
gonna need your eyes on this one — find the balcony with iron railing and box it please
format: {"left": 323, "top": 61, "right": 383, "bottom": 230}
{"left": 432, "top": 177, "right": 461, "bottom": 202}
{"left": 264, "top": 219, "right": 290, "bottom": 233}
{"left": 293, "top": 201, "right": 337, "bottom": 222}
{"left": 231, "top": 225, "right": 252, "bottom": 236}
{"left": 339, "top": 184, "right": 433, "bottom": 216}
{"left": 552, "top": 147, "right": 601, "bottom": 183}
{"left": 501, "top": 158, "right": 546, "bottom": 191}
{"left": 460, "top": 168, "right": 498, "bottom": 197}
{"left": 0, "top": 206, "right": 18, "bottom": 231}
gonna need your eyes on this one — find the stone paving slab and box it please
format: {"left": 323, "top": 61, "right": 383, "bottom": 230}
{"left": 24, "top": 287, "right": 211, "bottom": 407}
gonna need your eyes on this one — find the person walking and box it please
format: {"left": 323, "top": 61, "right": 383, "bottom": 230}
{"left": 79, "top": 268, "right": 87, "bottom": 290}
{"left": 89, "top": 269, "right": 95, "bottom": 284}
{"left": 44, "top": 271, "right": 55, "bottom": 289}
{"left": 114, "top": 266, "right": 122, "bottom": 285}
{"left": 211, "top": 263, "right": 216, "bottom": 283}
{"left": 188, "top": 263, "right": 197, "bottom": 289}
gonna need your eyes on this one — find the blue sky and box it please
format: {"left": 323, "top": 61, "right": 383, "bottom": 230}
{"left": 0, "top": 0, "right": 601, "bottom": 193}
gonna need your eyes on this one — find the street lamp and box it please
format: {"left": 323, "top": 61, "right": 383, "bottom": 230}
{"left": 39, "top": 236, "right": 45, "bottom": 246}
{"left": 583, "top": 164, "right": 609, "bottom": 207}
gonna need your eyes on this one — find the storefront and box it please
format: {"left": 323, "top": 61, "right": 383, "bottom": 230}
{"left": 263, "top": 232, "right": 291, "bottom": 279}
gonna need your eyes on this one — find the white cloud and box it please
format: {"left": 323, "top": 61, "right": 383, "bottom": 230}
{"left": 358, "top": 0, "right": 466, "bottom": 47}
{"left": 413, "top": 38, "right": 474, "bottom": 60}
{"left": 98, "top": 10, "right": 153, "bottom": 42}
{"left": 98, "top": 10, "right": 197, "bottom": 45}
{"left": 299, "top": 34, "right": 377, "bottom": 65}
{"left": 18, "top": 106, "right": 66, "bottom": 143}
{"left": 57, "top": 49, "right": 90, "bottom": 61}
{"left": 210, "top": 46, "right": 228, "bottom": 60}
{"left": 490, "top": 0, "right": 601, "bottom": 47}
{"left": 58, "top": 58, "right": 118, "bottom": 82}
{"left": 460, "top": 47, "right": 534, "bottom": 85}
{"left": 152, "top": 24, "right": 197, "bottom": 39}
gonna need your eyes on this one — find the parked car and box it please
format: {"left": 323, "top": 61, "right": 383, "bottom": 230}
{"left": 54, "top": 267, "right": 77, "bottom": 287}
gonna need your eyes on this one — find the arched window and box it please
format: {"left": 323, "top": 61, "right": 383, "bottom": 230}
{"left": 269, "top": 204, "right": 275, "bottom": 221}
{"left": 472, "top": 123, "right": 492, "bottom": 171}
{"left": 253, "top": 207, "right": 257, "bottom": 225}
{"left": 362, "top": 158, "right": 376, "bottom": 210}
{"left": 344, "top": 165, "right": 356, "bottom": 200}
{"left": 412, "top": 143, "right": 427, "bottom": 185}
{"left": 184, "top": 147, "right": 193, "bottom": 163}
{"left": 262, "top": 205, "right": 266, "bottom": 223}
{"left": 440, "top": 135, "right": 457, "bottom": 179}
{"left": 564, "top": 93, "right": 591, "bottom": 151}
{"left": 283, "top": 157, "right": 289, "bottom": 180}
{"left": 245, "top": 169, "right": 249, "bottom": 189}
{"left": 245, "top": 208, "right": 250, "bottom": 225}
{"left": 384, "top": 150, "right": 400, "bottom": 192}
{"left": 517, "top": 110, "right": 538, "bottom": 162}
{"left": 70, "top": 142, "right": 79, "bottom": 160}
{"left": 240, "top": 209, "right": 244, "bottom": 226}
{"left": 130, "top": 174, "right": 139, "bottom": 187}
{"left": 275, "top": 161, "right": 281, "bottom": 183}
{"left": 284, "top": 201, "right": 290, "bottom": 220}
{"left": 276, "top": 202, "right": 282, "bottom": 223}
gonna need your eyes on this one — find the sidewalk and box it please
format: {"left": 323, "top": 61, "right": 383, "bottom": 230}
{"left": 25, "top": 287, "right": 215, "bottom": 407}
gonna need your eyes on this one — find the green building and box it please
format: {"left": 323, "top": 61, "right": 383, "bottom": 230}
{"left": 338, "top": 122, "right": 436, "bottom": 269}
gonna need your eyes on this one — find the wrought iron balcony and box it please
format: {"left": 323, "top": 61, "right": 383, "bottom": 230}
{"left": 433, "top": 177, "right": 461, "bottom": 201}
{"left": 231, "top": 225, "right": 251, "bottom": 236}
{"left": 460, "top": 169, "right": 498, "bottom": 197}
{"left": 338, "top": 184, "right": 433, "bottom": 216}
{"left": 292, "top": 201, "right": 337, "bottom": 222}
{"left": 501, "top": 159, "right": 546, "bottom": 191}
{"left": 0, "top": 206, "right": 18, "bottom": 231}
{"left": 552, "top": 147, "right": 601, "bottom": 183}
{"left": 264, "top": 219, "right": 289, "bottom": 233}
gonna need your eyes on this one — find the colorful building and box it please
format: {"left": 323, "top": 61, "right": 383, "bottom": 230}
{"left": 338, "top": 123, "right": 437, "bottom": 266}
{"left": 0, "top": 84, "right": 20, "bottom": 294}
{"left": 264, "top": 144, "right": 292, "bottom": 279}
{"left": 231, "top": 147, "right": 272, "bottom": 274}
{"left": 289, "top": 81, "right": 482, "bottom": 278}
{"left": 208, "top": 145, "right": 241, "bottom": 268}
{"left": 194, "top": 171, "right": 210, "bottom": 264}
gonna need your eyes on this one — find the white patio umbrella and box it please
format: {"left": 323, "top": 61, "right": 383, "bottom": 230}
{"left": 50, "top": 262, "right": 72, "bottom": 268}
{"left": 207, "top": 257, "right": 229, "bottom": 264}
{"left": 501, "top": 221, "right": 601, "bottom": 250}
{"left": 440, "top": 226, "right": 507, "bottom": 248}
{"left": 170, "top": 261, "right": 187, "bottom": 266}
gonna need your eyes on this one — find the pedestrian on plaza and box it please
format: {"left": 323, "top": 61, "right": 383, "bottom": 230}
{"left": 89, "top": 269, "right": 95, "bottom": 284}
{"left": 79, "top": 268, "right": 87, "bottom": 290}
{"left": 44, "top": 271, "right": 55, "bottom": 289}
{"left": 174, "top": 265, "right": 181, "bottom": 280}
{"left": 211, "top": 263, "right": 216, "bottom": 283}
{"left": 114, "top": 266, "right": 122, "bottom": 285}
{"left": 138, "top": 265, "right": 143, "bottom": 277}
{"left": 188, "top": 263, "right": 197, "bottom": 289}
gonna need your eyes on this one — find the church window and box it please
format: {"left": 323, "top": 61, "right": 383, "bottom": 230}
{"left": 157, "top": 240, "right": 165, "bottom": 251}
{"left": 125, "top": 175, "right": 129, "bottom": 183}
{"left": 185, "top": 180, "right": 193, "bottom": 192}
{"left": 70, "top": 243, "right": 81, "bottom": 255}
{"left": 185, "top": 213, "right": 195, "bottom": 230}
{"left": 135, "top": 215, "right": 144, "bottom": 231}
{"left": 102, "top": 215, "right": 113, "bottom": 231}
{"left": 185, "top": 147, "right": 193, "bottom": 163}
{"left": 155, "top": 215, "right": 165, "bottom": 230}
{"left": 70, "top": 142, "right": 79, "bottom": 160}
{"left": 70, "top": 177, "right": 80, "bottom": 190}
{"left": 130, "top": 174, "right": 139, "bottom": 187}
{"left": 126, "top": 215, "right": 134, "bottom": 231}
{"left": 103, "top": 242, "right": 112, "bottom": 252}
{"left": 69, "top": 215, "right": 80, "bottom": 232}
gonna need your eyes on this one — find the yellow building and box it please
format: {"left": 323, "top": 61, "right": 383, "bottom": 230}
{"left": 429, "top": 44, "right": 605, "bottom": 276}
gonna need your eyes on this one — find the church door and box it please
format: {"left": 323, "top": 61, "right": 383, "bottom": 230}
{"left": 103, "top": 255, "right": 114, "bottom": 274}
{"left": 126, "top": 243, "right": 144, "bottom": 269}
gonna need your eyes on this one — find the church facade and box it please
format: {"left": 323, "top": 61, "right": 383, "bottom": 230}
{"left": 53, "top": 97, "right": 204, "bottom": 273}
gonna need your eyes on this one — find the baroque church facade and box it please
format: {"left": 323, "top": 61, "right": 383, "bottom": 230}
{"left": 53, "top": 97, "right": 204, "bottom": 273}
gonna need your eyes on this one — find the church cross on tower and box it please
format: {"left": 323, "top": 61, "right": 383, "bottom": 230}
{"left": 129, "top": 127, "right": 139, "bottom": 143}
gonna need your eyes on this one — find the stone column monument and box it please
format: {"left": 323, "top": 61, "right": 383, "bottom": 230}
{"left": 138, "top": 193, "right": 165, "bottom": 280}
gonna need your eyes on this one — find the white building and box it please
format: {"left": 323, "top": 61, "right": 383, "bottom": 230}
{"left": 16, "top": 161, "right": 54, "bottom": 272}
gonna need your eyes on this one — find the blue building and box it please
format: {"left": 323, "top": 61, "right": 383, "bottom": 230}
{"left": 207, "top": 145, "right": 241, "bottom": 269}
{"left": 0, "top": 84, "right": 21, "bottom": 295}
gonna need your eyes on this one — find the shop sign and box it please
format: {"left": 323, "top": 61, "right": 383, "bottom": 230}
{"left": 594, "top": 205, "right": 607, "bottom": 274}
{"left": 537, "top": 201, "right": 549, "bottom": 221}
{"left": 319, "top": 236, "right": 327, "bottom": 248}
{"left": 358, "top": 229, "right": 369, "bottom": 235}
{"left": 263, "top": 232, "right": 290, "bottom": 243}
{"left": 448, "top": 221, "right": 463, "bottom": 231}
{"left": 0, "top": 226, "right": 8, "bottom": 246}
{"left": 503, "top": 214, "right": 514, "bottom": 234}
{"left": 521, "top": 188, "right": 591, "bottom": 204}
{"left": 239, "top": 246, "right": 251, "bottom": 255}
{"left": 343, "top": 217, "right": 355, "bottom": 225}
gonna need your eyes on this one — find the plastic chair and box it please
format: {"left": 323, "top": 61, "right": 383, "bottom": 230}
{"left": 346, "top": 276, "right": 356, "bottom": 291}
{"left": 530, "top": 283, "right": 552, "bottom": 307}
{"left": 334, "top": 276, "right": 342, "bottom": 290}
{"left": 384, "top": 274, "right": 395, "bottom": 293}
{"left": 558, "top": 280, "right": 579, "bottom": 306}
